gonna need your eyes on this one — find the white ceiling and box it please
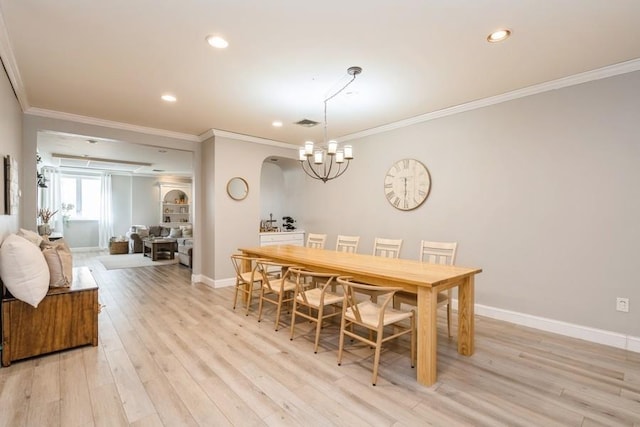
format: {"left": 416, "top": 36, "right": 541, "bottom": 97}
{"left": 2, "top": 1, "right": 640, "bottom": 172}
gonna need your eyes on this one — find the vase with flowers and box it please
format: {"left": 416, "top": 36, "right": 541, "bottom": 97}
{"left": 37, "top": 208, "right": 58, "bottom": 236}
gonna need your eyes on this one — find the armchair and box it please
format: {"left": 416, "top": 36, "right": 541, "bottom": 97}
{"left": 176, "top": 238, "right": 193, "bottom": 268}
{"left": 126, "top": 225, "right": 149, "bottom": 253}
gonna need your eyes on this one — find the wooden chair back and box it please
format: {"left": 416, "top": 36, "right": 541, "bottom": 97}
{"left": 335, "top": 235, "right": 360, "bottom": 253}
{"left": 372, "top": 237, "right": 402, "bottom": 258}
{"left": 419, "top": 241, "right": 457, "bottom": 265}
{"left": 306, "top": 233, "right": 327, "bottom": 249}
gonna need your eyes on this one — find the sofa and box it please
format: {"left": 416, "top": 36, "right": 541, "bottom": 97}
{"left": 126, "top": 225, "right": 193, "bottom": 267}
{"left": 176, "top": 238, "right": 193, "bottom": 268}
{"left": 126, "top": 225, "right": 170, "bottom": 253}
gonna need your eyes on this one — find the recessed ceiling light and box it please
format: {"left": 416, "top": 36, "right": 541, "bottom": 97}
{"left": 272, "top": 121, "right": 283, "bottom": 127}
{"left": 161, "top": 94, "right": 177, "bottom": 102}
{"left": 487, "top": 29, "right": 511, "bottom": 43}
{"left": 206, "top": 35, "right": 229, "bottom": 49}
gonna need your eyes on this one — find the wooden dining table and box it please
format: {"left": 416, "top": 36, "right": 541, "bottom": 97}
{"left": 239, "top": 244, "right": 482, "bottom": 386}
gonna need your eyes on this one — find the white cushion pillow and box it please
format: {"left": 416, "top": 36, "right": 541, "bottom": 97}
{"left": 17, "top": 228, "right": 43, "bottom": 247}
{"left": 0, "top": 234, "right": 50, "bottom": 307}
{"left": 41, "top": 238, "right": 73, "bottom": 287}
{"left": 180, "top": 225, "right": 193, "bottom": 237}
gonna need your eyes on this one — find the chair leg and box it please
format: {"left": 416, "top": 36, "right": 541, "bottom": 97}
{"left": 290, "top": 299, "right": 298, "bottom": 340}
{"left": 257, "top": 289, "right": 265, "bottom": 323}
{"left": 314, "top": 305, "right": 324, "bottom": 353}
{"left": 337, "top": 318, "right": 347, "bottom": 366}
{"left": 410, "top": 314, "right": 416, "bottom": 368}
{"left": 446, "top": 302, "right": 452, "bottom": 338}
{"left": 372, "top": 327, "right": 384, "bottom": 386}
{"left": 245, "top": 283, "right": 253, "bottom": 316}
{"left": 274, "top": 291, "right": 284, "bottom": 331}
{"left": 232, "top": 283, "right": 240, "bottom": 310}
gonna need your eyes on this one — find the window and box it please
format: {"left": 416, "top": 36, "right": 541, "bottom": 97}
{"left": 60, "top": 175, "right": 101, "bottom": 220}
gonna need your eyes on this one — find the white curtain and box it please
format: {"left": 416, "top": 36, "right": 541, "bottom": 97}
{"left": 41, "top": 167, "right": 62, "bottom": 232}
{"left": 98, "top": 173, "right": 114, "bottom": 249}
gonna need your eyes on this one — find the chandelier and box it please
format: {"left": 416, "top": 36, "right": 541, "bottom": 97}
{"left": 299, "top": 66, "right": 362, "bottom": 183}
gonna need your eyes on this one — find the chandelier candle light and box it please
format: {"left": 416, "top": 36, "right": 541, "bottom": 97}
{"left": 299, "top": 66, "right": 362, "bottom": 183}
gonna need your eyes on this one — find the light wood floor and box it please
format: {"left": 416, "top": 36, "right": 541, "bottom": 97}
{"left": 1, "top": 251, "right": 639, "bottom": 426}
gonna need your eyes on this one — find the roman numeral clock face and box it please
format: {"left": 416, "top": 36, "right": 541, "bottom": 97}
{"left": 384, "top": 159, "right": 431, "bottom": 211}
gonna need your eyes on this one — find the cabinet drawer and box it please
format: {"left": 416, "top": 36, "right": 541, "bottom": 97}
{"left": 259, "top": 232, "right": 304, "bottom": 246}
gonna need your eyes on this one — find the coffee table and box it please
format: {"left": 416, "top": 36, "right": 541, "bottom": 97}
{"left": 143, "top": 238, "right": 177, "bottom": 261}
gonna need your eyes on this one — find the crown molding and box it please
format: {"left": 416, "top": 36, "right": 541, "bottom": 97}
{"left": 342, "top": 58, "right": 640, "bottom": 142}
{"left": 0, "top": 7, "right": 29, "bottom": 110}
{"left": 25, "top": 107, "right": 200, "bottom": 142}
{"left": 210, "top": 129, "right": 296, "bottom": 150}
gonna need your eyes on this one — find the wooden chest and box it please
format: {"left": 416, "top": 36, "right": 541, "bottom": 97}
{"left": 1, "top": 266, "right": 99, "bottom": 366}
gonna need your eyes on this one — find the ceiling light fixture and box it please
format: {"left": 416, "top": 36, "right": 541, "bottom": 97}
{"left": 298, "top": 66, "right": 362, "bottom": 183}
{"left": 487, "top": 29, "right": 511, "bottom": 43}
{"left": 161, "top": 94, "right": 177, "bottom": 102}
{"left": 272, "top": 121, "right": 283, "bottom": 127}
{"left": 206, "top": 35, "right": 229, "bottom": 49}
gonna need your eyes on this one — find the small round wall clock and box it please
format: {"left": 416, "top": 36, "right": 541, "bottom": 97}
{"left": 384, "top": 158, "right": 431, "bottom": 211}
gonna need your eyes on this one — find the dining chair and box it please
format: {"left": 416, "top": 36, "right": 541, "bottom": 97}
{"left": 306, "top": 233, "right": 327, "bottom": 249}
{"left": 288, "top": 268, "right": 342, "bottom": 353}
{"left": 230, "top": 254, "right": 263, "bottom": 316}
{"left": 394, "top": 240, "right": 458, "bottom": 337}
{"left": 256, "top": 259, "right": 298, "bottom": 331}
{"left": 336, "top": 276, "right": 415, "bottom": 386}
{"left": 372, "top": 237, "right": 402, "bottom": 258}
{"left": 335, "top": 235, "right": 360, "bottom": 253}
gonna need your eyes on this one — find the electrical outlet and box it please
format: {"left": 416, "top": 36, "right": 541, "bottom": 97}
{"left": 616, "top": 297, "right": 629, "bottom": 313}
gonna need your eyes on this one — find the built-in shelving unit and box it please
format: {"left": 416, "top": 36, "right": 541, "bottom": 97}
{"left": 159, "top": 183, "right": 191, "bottom": 227}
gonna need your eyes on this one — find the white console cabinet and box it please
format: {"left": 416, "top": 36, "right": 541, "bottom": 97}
{"left": 259, "top": 230, "right": 305, "bottom": 247}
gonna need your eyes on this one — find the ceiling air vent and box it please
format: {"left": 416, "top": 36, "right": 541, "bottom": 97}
{"left": 294, "top": 119, "right": 319, "bottom": 127}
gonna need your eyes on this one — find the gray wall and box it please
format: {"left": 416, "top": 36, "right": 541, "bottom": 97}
{"left": 0, "top": 63, "right": 22, "bottom": 243}
{"left": 111, "top": 174, "right": 132, "bottom": 237}
{"left": 210, "top": 70, "right": 639, "bottom": 339}
{"left": 211, "top": 137, "right": 299, "bottom": 280}
{"left": 260, "top": 157, "right": 304, "bottom": 230}
{"left": 131, "top": 176, "right": 159, "bottom": 226}
{"left": 298, "top": 71, "right": 640, "bottom": 337}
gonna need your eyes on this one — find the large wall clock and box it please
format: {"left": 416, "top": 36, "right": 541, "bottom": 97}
{"left": 384, "top": 158, "right": 431, "bottom": 211}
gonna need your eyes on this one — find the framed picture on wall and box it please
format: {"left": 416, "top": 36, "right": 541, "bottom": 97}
{"left": 4, "top": 155, "right": 19, "bottom": 215}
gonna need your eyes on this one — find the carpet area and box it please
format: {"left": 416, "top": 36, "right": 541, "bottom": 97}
{"left": 97, "top": 253, "right": 179, "bottom": 270}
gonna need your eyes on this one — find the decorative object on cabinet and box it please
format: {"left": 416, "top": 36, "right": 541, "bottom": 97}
{"left": 282, "top": 216, "right": 296, "bottom": 231}
{"left": 227, "top": 177, "right": 248, "bottom": 200}
{"left": 260, "top": 213, "right": 278, "bottom": 232}
{"left": 298, "top": 66, "right": 361, "bottom": 183}
{"left": 384, "top": 158, "right": 431, "bottom": 211}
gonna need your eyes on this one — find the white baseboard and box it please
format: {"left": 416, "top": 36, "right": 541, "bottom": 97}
{"left": 455, "top": 300, "right": 640, "bottom": 353}
{"left": 191, "top": 274, "right": 234, "bottom": 289}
